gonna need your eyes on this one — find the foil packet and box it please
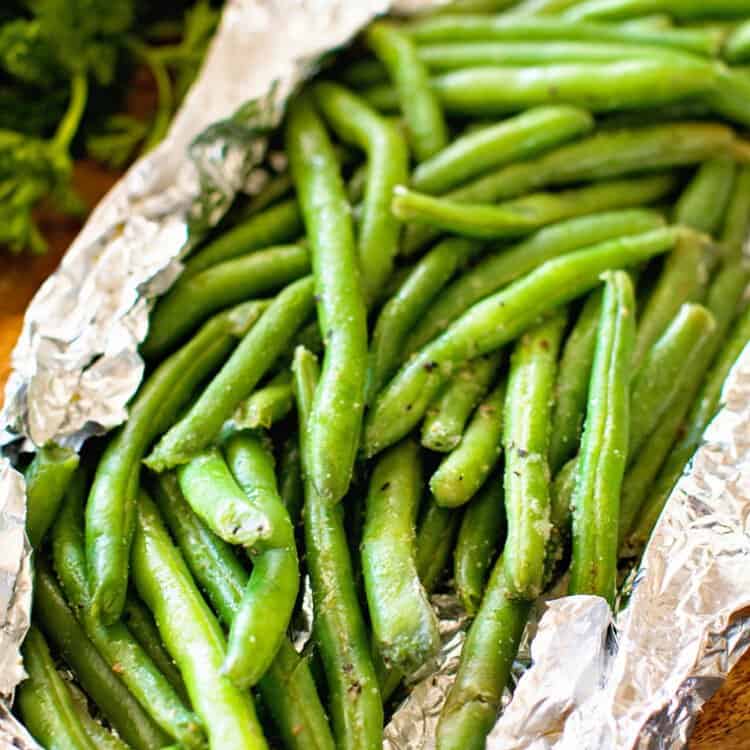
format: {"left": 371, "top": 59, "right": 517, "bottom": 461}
{"left": 2, "top": 2, "right": 750, "bottom": 748}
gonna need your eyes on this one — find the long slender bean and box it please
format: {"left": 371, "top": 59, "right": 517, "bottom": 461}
{"left": 454, "top": 474, "right": 506, "bottom": 615}
{"left": 724, "top": 19, "right": 750, "bottom": 63}
{"left": 314, "top": 82, "right": 408, "bottom": 304}
{"left": 674, "top": 157, "right": 737, "bottom": 235}
{"left": 132, "top": 491, "right": 269, "bottom": 750}
{"left": 145, "top": 276, "right": 315, "bottom": 472}
{"left": 292, "top": 347, "right": 383, "bottom": 750}
{"left": 234, "top": 370, "right": 294, "bottom": 430}
{"left": 364, "top": 226, "right": 683, "bottom": 457}
{"left": 568, "top": 271, "right": 635, "bottom": 603}
{"left": 66, "top": 682, "right": 130, "bottom": 750}
{"left": 278, "top": 434, "right": 305, "bottom": 523}
{"left": 285, "top": 94, "right": 368, "bottom": 505}
{"left": 416, "top": 497, "right": 461, "bottom": 593}
{"left": 720, "top": 165, "right": 750, "bottom": 261}
{"left": 564, "top": 0, "right": 750, "bottom": 22}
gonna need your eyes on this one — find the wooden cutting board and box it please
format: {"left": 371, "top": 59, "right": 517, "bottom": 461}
{"left": 1, "top": 153, "right": 748, "bottom": 750}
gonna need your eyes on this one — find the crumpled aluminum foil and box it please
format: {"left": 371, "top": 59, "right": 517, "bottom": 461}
{"left": 2, "top": 0, "right": 750, "bottom": 748}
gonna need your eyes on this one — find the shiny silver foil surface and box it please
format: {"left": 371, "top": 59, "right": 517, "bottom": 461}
{"left": 2, "top": 1, "right": 750, "bottom": 748}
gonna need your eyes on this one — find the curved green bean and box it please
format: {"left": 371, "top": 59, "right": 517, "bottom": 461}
{"left": 66, "top": 682, "right": 130, "bottom": 750}
{"left": 132, "top": 491, "right": 269, "bottom": 750}
{"left": 278, "top": 434, "right": 305, "bottom": 523}
{"left": 364, "top": 226, "right": 682, "bottom": 457}
{"left": 143, "top": 244, "right": 308, "bottom": 359}
{"left": 503, "top": 311, "right": 567, "bottom": 600}
{"left": 454, "top": 474, "right": 506, "bottom": 615}
{"left": 720, "top": 165, "right": 750, "bottom": 261}
{"left": 87, "top": 298, "right": 269, "bottom": 625}
{"left": 568, "top": 271, "right": 635, "bottom": 603}
{"left": 430, "top": 378, "right": 506, "bottom": 508}
{"left": 565, "top": 0, "right": 750, "bottom": 22}
{"left": 314, "top": 81, "right": 409, "bottom": 304}
{"left": 366, "top": 21, "right": 448, "bottom": 161}
{"left": 285, "top": 94, "right": 368, "bottom": 506}
{"left": 392, "top": 173, "right": 676, "bottom": 239}
{"left": 674, "top": 157, "right": 737, "bottom": 235}
{"left": 724, "top": 19, "right": 750, "bottom": 63}
{"left": 234, "top": 370, "right": 293, "bottom": 430}
{"left": 422, "top": 353, "right": 502, "bottom": 452}
{"left": 411, "top": 105, "right": 594, "bottom": 194}
{"left": 145, "top": 276, "right": 314, "bottom": 472}
{"left": 416, "top": 498, "right": 461, "bottom": 593}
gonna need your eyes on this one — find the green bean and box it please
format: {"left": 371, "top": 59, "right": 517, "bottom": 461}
{"left": 564, "top": 0, "right": 750, "bottom": 22}
{"left": 720, "top": 165, "right": 750, "bottom": 261}
{"left": 406, "top": 15, "right": 724, "bottom": 56}
{"left": 407, "top": 209, "right": 664, "bottom": 351}
{"left": 285, "top": 94, "right": 368, "bottom": 506}
{"left": 143, "top": 244, "right": 309, "bottom": 358}
{"left": 292, "top": 346, "right": 383, "bottom": 750}
{"left": 503, "top": 311, "right": 567, "bottom": 600}
{"left": 246, "top": 173, "right": 295, "bottom": 216}
{"left": 401, "top": 121, "right": 734, "bottom": 254}
{"left": 50, "top": 476, "right": 206, "bottom": 749}
{"left": 366, "top": 21, "right": 449, "bottom": 161}
{"left": 674, "top": 158, "right": 737, "bottom": 235}
{"left": 33, "top": 560, "right": 170, "bottom": 750}
{"left": 411, "top": 105, "right": 593, "bottom": 194}
{"left": 17, "top": 626, "right": 99, "bottom": 750}
{"left": 152, "top": 473, "right": 335, "bottom": 750}
{"left": 416, "top": 497, "right": 461, "bottom": 593}
{"left": 364, "top": 226, "right": 683, "bottom": 456}
{"left": 234, "top": 370, "right": 294, "bottom": 430}
{"left": 618, "top": 13, "right": 674, "bottom": 29}
{"left": 547, "top": 455, "right": 577, "bottom": 575}
{"left": 632, "top": 231, "right": 710, "bottom": 368}
{"left": 454, "top": 474, "right": 506, "bottom": 615}
{"left": 549, "top": 291, "right": 602, "bottom": 474}
{"left": 132, "top": 491, "right": 269, "bottom": 750}
{"left": 422, "top": 353, "right": 502, "bottom": 452}
{"left": 362, "top": 439, "right": 440, "bottom": 672}
{"left": 629, "top": 304, "right": 717, "bottom": 460}
{"left": 502, "top": 0, "right": 597, "bottom": 14}
{"left": 222, "top": 431, "right": 299, "bottom": 688}
{"left": 314, "top": 82, "right": 409, "bottom": 305}
{"left": 724, "top": 19, "right": 750, "bottom": 63}
{"left": 341, "top": 59, "right": 389, "bottom": 88}
{"left": 184, "top": 199, "right": 302, "bottom": 279}
{"left": 145, "top": 276, "right": 315, "bottom": 472}
{"left": 86, "top": 299, "right": 268, "bottom": 624}
{"left": 367, "top": 237, "right": 482, "bottom": 403}
{"left": 430, "top": 379, "right": 506, "bottom": 508}
{"left": 278, "top": 434, "right": 305, "bottom": 523}
{"left": 441, "top": 0, "right": 521, "bottom": 11}
{"left": 436, "top": 556, "right": 531, "bottom": 750}
{"left": 706, "top": 65, "right": 750, "bottom": 131}
{"left": 568, "top": 272, "right": 635, "bottom": 603}
{"left": 24, "top": 444, "right": 79, "bottom": 548}
{"left": 393, "top": 173, "right": 676, "bottom": 239}
{"left": 123, "top": 594, "right": 188, "bottom": 701}
{"left": 66, "top": 682, "right": 130, "bottom": 750}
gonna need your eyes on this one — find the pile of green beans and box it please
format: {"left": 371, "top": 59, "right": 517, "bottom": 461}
{"left": 16, "top": 3, "right": 750, "bottom": 750}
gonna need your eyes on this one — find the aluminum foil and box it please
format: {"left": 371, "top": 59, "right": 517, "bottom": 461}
{"left": 2, "top": 0, "right": 750, "bottom": 748}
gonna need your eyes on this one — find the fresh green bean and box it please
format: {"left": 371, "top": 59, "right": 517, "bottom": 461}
{"left": 33, "top": 560, "right": 170, "bottom": 750}
{"left": 549, "top": 291, "right": 602, "bottom": 474}
{"left": 674, "top": 158, "right": 737, "bottom": 235}
{"left": 246, "top": 173, "right": 294, "bottom": 216}
{"left": 17, "top": 626, "right": 99, "bottom": 750}
{"left": 50, "top": 476, "right": 206, "bottom": 749}
{"left": 632, "top": 231, "right": 710, "bottom": 368}
{"left": 547, "top": 455, "right": 577, "bottom": 576}
{"left": 406, "top": 15, "right": 723, "bottom": 56}
{"left": 364, "top": 226, "right": 683, "bottom": 456}
{"left": 132, "top": 491, "right": 269, "bottom": 750}
{"left": 292, "top": 346, "right": 383, "bottom": 750}
{"left": 393, "top": 173, "right": 676, "bottom": 239}
{"left": 720, "top": 165, "right": 750, "bottom": 261}
{"left": 430, "top": 379, "right": 506, "bottom": 508}
{"left": 436, "top": 557, "right": 531, "bottom": 750}
{"left": 285, "top": 94, "right": 368, "bottom": 506}
{"left": 222, "top": 431, "right": 299, "bottom": 688}
{"left": 314, "top": 82, "right": 408, "bottom": 305}
{"left": 24, "top": 444, "right": 79, "bottom": 548}
{"left": 503, "top": 311, "right": 567, "bottom": 600}
{"left": 366, "top": 21, "right": 449, "bottom": 161}
{"left": 145, "top": 276, "right": 314, "bottom": 472}
{"left": 706, "top": 65, "right": 750, "bottom": 131}
{"left": 422, "top": 353, "right": 502, "bottom": 452}
{"left": 503, "top": 0, "right": 621, "bottom": 15}
{"left": 184, "top": 199, "right": 302, "bottom": 279}
{"left": 143, "top": 244, "right": 309, "bottom": 358}
{"left": 568, "top": 271, "right": 635, "bottom": 603}
{"left": 367, "top": 237, "right": 482, "bottom": 403}
{"left": 278, "top": 434, "right": 305, "bottom": 523}
{"left": 441, "top": 0, "right": 521, "bottom": 11}
{"left": 362, "top": 439, "right": 440, "bottom": 672}
{"left": 234, "top": 370, "right": 293, "bottom": 430}
{"left": 152, "top": 473, "right": 335, "bottom": 750}
{"left": 341, "top": 58, "right": 389, "bottom": 87}
{"left": 66, "top": 682, "right": 130, "bottom": 750}
{"left": 618, "top": 13, "right": 674, "bottom": 30}
{"left": 406, "top": 209, "right": 664, "bottom": 351}
{"left": 564, "top": 0, "right": 750, "bottom": 22}
{"left": 416, "top": 497, "right": 461, "bottom": 593}
{"left": 724, "top": 19, "right": 750, "bottom": 63}
{"left": 454, "top": 474, "right": 506, "bottom": 615}
{"left": 411, "top": 105, "right": 593, "bottom": 194}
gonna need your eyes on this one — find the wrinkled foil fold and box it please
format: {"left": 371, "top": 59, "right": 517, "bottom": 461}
{"left": 1, "top": 1, "right": 750, "bottom": 748}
